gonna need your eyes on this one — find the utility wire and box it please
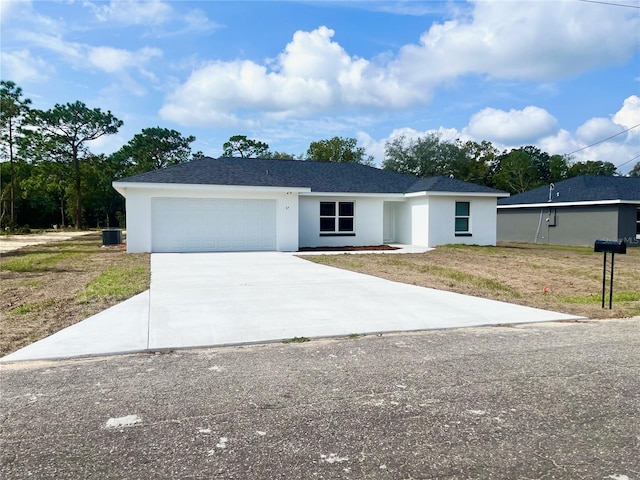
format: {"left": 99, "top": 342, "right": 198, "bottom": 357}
{"left": 578, "top": 0, "right": 640, "bottom": 8}
{"left": 565, "top": 123, "right": 640, "bottom": 156}
{"left": 616, "top": 153, "right": 640, "bottom": 169}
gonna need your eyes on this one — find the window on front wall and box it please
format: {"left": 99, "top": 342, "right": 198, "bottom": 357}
{"left": 636, "top": 207, "right": 640, "bottom": 239}
{"left": 455, "top": 201, "right": 471, "bottom": 235}
{"left": 320, "top": 201, "right": 355, "bottom": 236}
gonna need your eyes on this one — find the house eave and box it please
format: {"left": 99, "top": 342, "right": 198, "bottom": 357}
{"left": 112, "top": 181, "right": 312, "bottom": 197}
{"left": 300, "top": 191, "right": 406, "bottom": 198}
{"left": 405, "top": 191, "right": 509, "bottom": 198}
{"left": 497, "top": 199, "right": 640, "bottom": 209}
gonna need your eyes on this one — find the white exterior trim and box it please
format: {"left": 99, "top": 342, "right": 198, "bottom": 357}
{"left": 300, "top": 191, "right": 405, "bottom": 199}
{"left": 113, "top": 181, "right": 310, "bottom": 196}
{"left": 498, "top": 199, "right": 640, "bottom": 209}
{"left": 405, "top": 191, "right": 509, "bottom": 198}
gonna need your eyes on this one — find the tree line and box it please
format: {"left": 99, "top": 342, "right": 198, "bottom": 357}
{"left": 2, "top": 80, "right": 637, "bottom": 230}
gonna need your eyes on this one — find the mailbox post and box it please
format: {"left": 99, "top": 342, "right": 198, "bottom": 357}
{"left": 594, "top": 240, "right": 626, "bottom": 309}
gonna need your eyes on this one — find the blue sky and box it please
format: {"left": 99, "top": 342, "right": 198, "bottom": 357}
{"left": 2, "top": 0, "right": 639, "bottom": 173}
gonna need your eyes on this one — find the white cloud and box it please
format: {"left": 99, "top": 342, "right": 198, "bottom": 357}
{"left": 88, "top": 46, "right": 162, "bottom": 73}
{"left": 0, "top": 0, "right": 28, "bottom": 25}
{"left": 576, "top": 117, "right": 625, "bottom": 145}
{"left": 161, "top": 2, "right": 638, "bottom": 128}
{"left": 537, "top": 130, "right": 579, "bottom": 158}
{"left": 85, "top": 1, "right": 219, "bottom": 36}
{"left": 467, "top": 106, "right": 559, "bottom": 145}
{"left": 13, "top": 32, "right": 162, "bottom": 81}
{"left": 0, "top": 49, "right": 53, "bottom": 83}
{"left": 160, "top": 26, "right": 425, "bottom": 127}
{"left": 19, "top": 32, "right": 84, "bottom": 63}
{"left": 90, "top": 0, "right": 172, "bottom": 25}
{"left": 613, "top": 95, "right": 640, "bottom": 130}
{"left": 395, "top": 0, "right": 640, "bottom": 84}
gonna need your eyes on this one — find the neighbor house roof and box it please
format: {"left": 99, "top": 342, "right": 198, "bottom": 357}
{"left": 498, "top": 175, "right": 640, "bottom": 206}
{"left": 115, "top": 157, "right": 507, "bottom": 195}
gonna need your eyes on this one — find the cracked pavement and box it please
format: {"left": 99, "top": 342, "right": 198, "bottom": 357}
{"left": 1, "top": 318, "right": 639, "bottom": 479}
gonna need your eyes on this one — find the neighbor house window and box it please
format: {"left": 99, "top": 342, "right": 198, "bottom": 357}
{"left": 320, "top": 201, "right": 355, "bottom": 236}
{"left": 636, "top": 207, "right": 640, "bottom": 239}
{"left": 455, "top": 201, "right": 471, "bottom": 236}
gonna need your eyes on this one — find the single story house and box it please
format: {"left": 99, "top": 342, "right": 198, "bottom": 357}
{"left": 113, "top": 157, "right": 509, "bottom": 253}
{"left": 497, "top": 175, "right": 640, "bottom": 247}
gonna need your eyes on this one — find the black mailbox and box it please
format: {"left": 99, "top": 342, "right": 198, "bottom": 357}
{"left": 594, "top": 239, "right": 626, "bottom": 254}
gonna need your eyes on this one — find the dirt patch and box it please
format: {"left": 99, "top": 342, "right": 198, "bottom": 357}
{"left": 0, "top": 233, "right": 149, "bottom": 357}
{"left": 304, "top": 242, "right": 640, "bottom": 320}
{"left": 0, "top": 230, "right": 93, "bottom": 253}
{"left": 298, "top": 244, "right": 399, "bottom": 252}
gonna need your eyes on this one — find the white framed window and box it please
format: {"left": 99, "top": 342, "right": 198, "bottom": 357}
{"left": 455, "top": 201, "right": 471, "bottom": 236}
{"left": 636, "top": 207, "right": 639, "bottom": 240}
{"left": 320, "top": 201, "right": 355, "bottom": 236}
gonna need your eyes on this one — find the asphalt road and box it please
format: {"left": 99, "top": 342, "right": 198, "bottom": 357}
{"left": 1, "top": 318, "right": 638, "bottom": 480}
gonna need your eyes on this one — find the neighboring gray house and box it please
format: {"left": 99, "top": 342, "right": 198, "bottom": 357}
{"left": 113, "top": 157, "right": 508, "bottom": 253}
{"left": 497, "top": 175, "right": 640, "bottom": 247}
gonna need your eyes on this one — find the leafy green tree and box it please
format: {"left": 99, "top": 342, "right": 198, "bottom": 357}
{"left": 548, "top": 154, "right": 571, "bottom": 183}
{"left": 457, "top": 140, "right": 497, "bottom": 186}
{"left": 20, "top": 160, "right": 73, "bottom": 228}
{"left": 491, "top": 146, "right": 571, "bottom": 194}
{"left": 1, "top": 80, "right": 32, "bottom": 226}
{"left": 223, "top": 135, "right": 270, "bottom": 158}
{"left": 629, "top": 161, "right": 640, "bottom": 177}
{"left": 567, "top": 160, "right": 618, "bottom": 177}
{"left": 265, "top": 151, "right": 298, "bottom": 160}
{"left": 114, "top": 127, "right": 196, "bottom": 175}
{"left": 492, "top": 148, "right": 542, "bottom": 194}
{"left": 383, "top": 133, "right": 457, "bottom": 177}
{"left": 24, "top": 101, "right": 122, "bottom": 228}
{"left": 306, "top": 136, "right": 373, "bottom": 165}
{"left": 81, "top": 154, "right": 129, "bottom": 227}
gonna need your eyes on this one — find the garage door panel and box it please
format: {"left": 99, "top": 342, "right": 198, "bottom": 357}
{"left": 151, "top": 198, "right": 277, "bottom": 252}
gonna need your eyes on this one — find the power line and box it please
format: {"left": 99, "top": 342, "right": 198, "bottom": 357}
{"left": 566, "top": 123, "right": 640, "bottom": 156}
{"left": 616, "top": 153, "right": 640, "bottom": 169}
{"left": 578, "top": 0, "right": 640, "bottom": 8}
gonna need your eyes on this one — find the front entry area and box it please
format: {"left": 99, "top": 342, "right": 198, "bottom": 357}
{"left": 151, "top": 198, "right": 277, "bottom": 252}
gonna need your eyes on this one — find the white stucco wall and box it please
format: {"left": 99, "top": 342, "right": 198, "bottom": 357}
{"left": 116, "top": 181, "right": 501, "bottom": 252}
{"left": 393, "top": 196, "right": 429, "bottom": 246}
{"left": 114, "top": 183, "right": 301, "bottom": 252}
{"left": 428, "top": 196, "right": 498, "bottom": 246}
{"left": 298, "top": 195, "right": 385, "bottom": 248}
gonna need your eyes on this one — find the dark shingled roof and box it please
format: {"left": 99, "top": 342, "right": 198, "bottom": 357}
{"left": 116, "top": 157, "right": 507, "bottom": 195}
{"left": 498, "top": 175, "right": 640, "bottom": 206}
{"left": 405, "top": 176, "right": 506, "bottom": 194}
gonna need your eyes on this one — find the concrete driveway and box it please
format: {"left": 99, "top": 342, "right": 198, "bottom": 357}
{"left": 2, "top": 252, "right": 582, "bottom": 362}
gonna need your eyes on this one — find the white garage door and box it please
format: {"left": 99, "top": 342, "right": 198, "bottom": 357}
{"left": 151, "top": 198, "right": 277, "bottom": 252}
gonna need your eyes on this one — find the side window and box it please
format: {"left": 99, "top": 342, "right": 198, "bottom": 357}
{"left": 455, "top": 201, "right": 470, "bottom": 234}
{"left": 636, "top": 207, "right": 639, "bottom": 239}
{"left": 320, "top": 201, "right": 354, "bottom": 235}
{"left": 320, "top": 202, "right": 336, "bottom": 232}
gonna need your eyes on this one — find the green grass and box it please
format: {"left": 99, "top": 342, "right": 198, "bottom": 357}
{"left": 13, "top": 304, "right": 35, "bottom": 315}
{"left": 76, "top": 266, "right": 149, "bottom": 302}
{"left": 310, "top": 255, "right": 365, "bottom": 269}
{"left": 562, "top": 291, "right": 640, "bottom": 304}
{"left": 12, "top": 299, "right": 55, "bottom": 315}
{"left": 416, "top": 264, "right": 519, "bottom": 296}
{"left": 1, "top": 251, "right": 87, "bottom": 272}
